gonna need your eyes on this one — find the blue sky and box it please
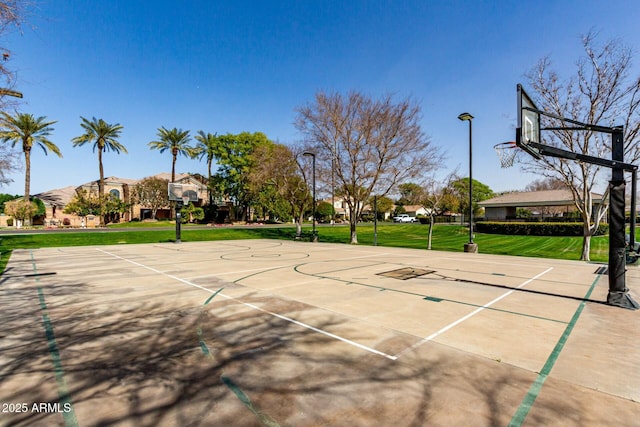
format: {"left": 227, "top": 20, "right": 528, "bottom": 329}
{"left": 2, "top": 0, "right": 640, "bottom": 197}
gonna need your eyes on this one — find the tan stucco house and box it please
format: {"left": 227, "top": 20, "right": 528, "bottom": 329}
{"left": 0, "top": 173, "right": 213, "bottom": 228}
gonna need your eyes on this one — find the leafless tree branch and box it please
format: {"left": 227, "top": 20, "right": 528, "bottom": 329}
{"left": 522, "top": 31, "right": 640, "bottom": 260}
{"left": 295, "top": 91, "right": 443, "bottom": 243}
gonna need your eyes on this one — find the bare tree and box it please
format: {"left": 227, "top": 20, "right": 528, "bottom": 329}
{"left": 0, "top": 141, "right": 18, "bottom": 186}
{"left": 422, "top": 173, "right": 458, "bottom": 250}
{"left": 524, "top": 177, "right": 568, "bottom": 192}
{"left": 524, "top": 177, "right": 571, "bottom": 217}
{"left": 524, "top": 31, "right": 640, "bottom": 261}
{"left": 287, "top": 145, "right": 315, "bottom": 236}
{"left": 295, "top": 91, "right": 443, "bottom": 244}
{"left": 0, "top": 1, "right": 28, "bottom": 109}
{"left": 246, "top": 142, "right": 312, "bottom": 236}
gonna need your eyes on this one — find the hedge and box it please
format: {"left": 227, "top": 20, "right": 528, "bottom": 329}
{"left": 475, "top": 222, "right": 609, "bottom": 236}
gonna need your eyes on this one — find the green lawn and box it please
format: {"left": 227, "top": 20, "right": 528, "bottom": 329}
{"left": 307, "top": 224, "right": 608, "bottom": 262}
{"left": 0, "top": 224, "right": 609, "bottom": 267}
{"left": 106, "top": 220, "right": 176, "bottom": 228}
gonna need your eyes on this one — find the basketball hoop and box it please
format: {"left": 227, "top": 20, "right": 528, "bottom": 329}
{"left": 494, "top": 141, "right": 518, "bottom": 168}
{"left": 168, "top": 182, "right": 198, "bottom": 204}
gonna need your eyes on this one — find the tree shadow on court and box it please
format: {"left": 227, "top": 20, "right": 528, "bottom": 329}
{"left": 463, "top": 365, "right": 631, "bottom": 426}
{"left": 4, "top": 268, "right": 626, "bottom": 426}
{"left": 0, "top": 273, "right": 462, "bottom": 426}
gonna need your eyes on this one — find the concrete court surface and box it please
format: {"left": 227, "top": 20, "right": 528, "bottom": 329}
{"left": 0, "top": 239, "right": 638, "bottom": 427}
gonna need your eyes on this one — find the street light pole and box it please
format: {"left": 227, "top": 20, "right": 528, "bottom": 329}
{"left": 303, "top": 152, "right": 318, "bottom": 242}
{"left": 373, "top": 195, "right": 378, "bottom": 246}
{"left": 332, "top": 141, "right": 335, "bottom": 225}
{"left": 458, "top": 112, "right": 478, "bottom": 253}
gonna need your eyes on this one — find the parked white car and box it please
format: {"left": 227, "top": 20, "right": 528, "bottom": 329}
{"left": 393, "top": 214, "right": 417, "bottom": 223}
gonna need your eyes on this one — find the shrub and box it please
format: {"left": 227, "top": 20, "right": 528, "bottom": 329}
{"left": 475, "top": 222, "right": 609, "bottom": 236}
{"left": 0, "top": 194, "right": 21, "bottom": 214}
{"left": 4, "top": 199, "right": 38, "bottom": 223}
{"left": 360, "top": 213, "right": 375, "bottom": 222}
{"left": 180, "top": 203, "right": 205, "bottom": 223}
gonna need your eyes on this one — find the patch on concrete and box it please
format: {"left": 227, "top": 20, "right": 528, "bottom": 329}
{"left": 377, "top": 267, "right": 435, "bottom": 280}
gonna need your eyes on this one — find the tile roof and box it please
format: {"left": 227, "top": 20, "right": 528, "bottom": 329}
{"left": 33, "top": 186, "right": 78, "bottom": 207}
{"left": 76, "top": 172, "right": 193, "bottom": 188}
{"left": 40, "top": 173, "right": 207, "bottom": 207}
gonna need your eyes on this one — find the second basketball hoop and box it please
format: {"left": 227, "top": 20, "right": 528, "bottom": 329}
{"left": 494, "top": 141, "right": 518, "bottom": 168}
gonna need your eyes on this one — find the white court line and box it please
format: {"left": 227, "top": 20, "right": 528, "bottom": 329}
{"left": 96, "top": 248, "right": 397, "bottom": 361}
{"left": 367, "top": 249, "right": 563, "bottom": 269}
{"left": 394, "top": 267, "right": 554, "bottom": 358}
{"left": 176, "top": 250, "right": 390, "bottom": 280}
{"left": 188, "top": 254, "right": 390, "bottom": 281}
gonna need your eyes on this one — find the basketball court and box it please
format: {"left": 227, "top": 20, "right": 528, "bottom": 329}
{"left": 1, "top": 239, "right": 638, "bottom": 426}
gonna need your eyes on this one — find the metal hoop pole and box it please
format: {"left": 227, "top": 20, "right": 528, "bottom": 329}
{"left": 631, "top": 169, "right": 637, "bottom": 251}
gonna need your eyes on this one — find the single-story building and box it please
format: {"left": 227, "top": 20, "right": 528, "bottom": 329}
{"left": 401, "top": 204, "right": 431, "bottom": 217}
{"left": 478, "top": 189, "right": 604, "bottom": 221}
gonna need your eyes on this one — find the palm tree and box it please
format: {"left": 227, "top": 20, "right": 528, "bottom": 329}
{"left": 71, "top": 116, "right": 126, "bottom": 225}
{"left": 194, "top": 130, "right": 218, "bottom": 204}
{"left": 0, "top": 112, "right": 61, "bottom": 201}
{"left": 148, "top": 127, "right": 193, "bottom": 182}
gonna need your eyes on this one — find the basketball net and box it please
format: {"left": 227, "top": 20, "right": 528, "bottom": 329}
{"left": 494, "top": 142, "right": 518, "bottom": 168}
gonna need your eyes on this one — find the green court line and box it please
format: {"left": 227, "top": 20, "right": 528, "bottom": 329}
{"left": 204, "top": 287, "right": 224, "bottom": 305}
{"left": 31, "top": 251, "right": 79, "bottom": 427}
{"left": 196, "top": 327, "right": 212, "bottom": 358}
{"left": 507, "top": 273, "right": 602, "bottom": 427}
{"left": 221, "top": 375, "right": 281, "bottom": 427}
{"left": 293, "top": 263, "right": 569, "bottom": 324}
{"left": 197, "top": 288, "right": 224, "bottom": 358}
{"left": 307, "top": 260, "right": 384, "bottom": 276}
{"left": 243, "top": 260, "right": 562, "bottom": 323}
{"left": 232, "top": 264, "right": 293, "bottom": 284}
